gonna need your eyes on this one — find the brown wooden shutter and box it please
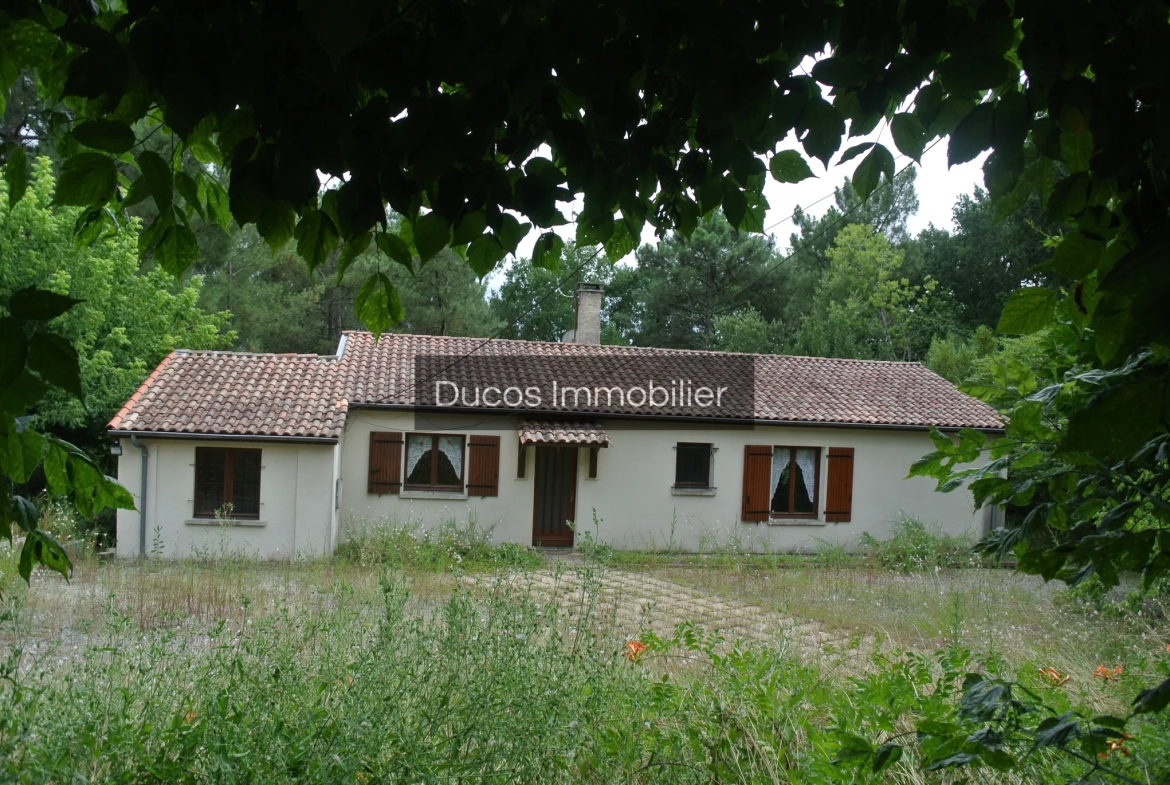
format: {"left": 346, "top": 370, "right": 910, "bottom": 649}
{"left": 368, "top": 432, "right": 403, "bottom": 494}
{"left": 741, "top": 445, "right": 773, "bottom": 522}
{"left": 825, "top": 447, "right": 855, "bottom": 522}
{"left": 467, "top": 435, "right": 501, "bottom": 496}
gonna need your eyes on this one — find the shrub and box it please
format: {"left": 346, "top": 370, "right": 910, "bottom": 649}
{"left": 862, "top": 515, "right": 975, "bottom": 572}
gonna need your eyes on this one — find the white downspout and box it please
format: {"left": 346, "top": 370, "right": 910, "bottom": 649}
{"left": 129, "top": 435, "right": 148, "bottom": 556}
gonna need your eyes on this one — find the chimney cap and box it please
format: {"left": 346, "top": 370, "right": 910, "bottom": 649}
{"left": 577, "top": 281, "right": 604, "bottom": 292}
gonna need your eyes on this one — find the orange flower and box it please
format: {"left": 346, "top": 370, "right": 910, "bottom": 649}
{"left": 1165, "top": 643, "right": 1169, "bottom": 653}
{"left": 183, "top": 710, "right": 198, "bottom": 724}
{"left": 1093, "top": 665, "right": 1123, "bottom": 681}
{"left": 1038, "top": 667, "right": 1070, "bottom": 686}
{"left": 1098, "top": 734, "right": 1133, "bottom": 759}
{"left": 624, "top": 641, "right": 647, "bottom": 662}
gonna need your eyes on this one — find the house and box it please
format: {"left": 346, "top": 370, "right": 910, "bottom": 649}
{"left": 108, "top": 285, "right": 1003, "bottom": 558}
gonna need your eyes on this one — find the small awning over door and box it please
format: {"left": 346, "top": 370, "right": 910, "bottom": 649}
{"left": 517, "top": 420, "right": 610, "bottom": 447}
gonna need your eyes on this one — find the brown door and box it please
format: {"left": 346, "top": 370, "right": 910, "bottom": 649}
{"left": 532, "top": 445, "right": 577, "bottom": 546}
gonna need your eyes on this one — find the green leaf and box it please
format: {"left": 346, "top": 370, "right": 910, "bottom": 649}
{"left": 832, "top": 733, "right": 874, "bottom": 764}
{"left": 45, "top": 436, "right": 134, "bottom": 518}
{"left": 174, "top": 171, "right": 205, "bottom": 221}
{"left": 354, "top": 272, "right": 404, "bottom": 337}
{"left": 375, "top": 232, "right": 414, "bottom": 274}
{"left": 1032, "top": 713, "right": 1080, "bottom": 750}
{"left": 5, "top": 145, "right": 28, "bottom": 208}
{"left": 2, "top": 494, "right": 39, "bottom": 540}
{"left": 851, "top": 144, "right": 894, "bottom": 202}
{"left": 8, "top": 286, "right": 83, "bottom": 321}
{"left": 996, "top": 288, "right": 1056, "bottom": 335}
{"left": 452, "top": 210, "right": 488, "bottom": 246}
{"left": 890, "top": 113, "right": 926, "bottom": 163}
{"left": 71, "top": 119, "right": 135, "bottom": 154}
{"left": 1044, "top": 232, "right": 1104, "bottom": 278}
{"left": 948, "top": 103, "right": 995, "bottom": 167}
{"left": 0, "top": 318, "right": 28, "bottom": 387}
{"left": 532, "top": 232, "right": 564, "bottom": 271}
{"left": 204, "top": 179, "right": 233, "bottom": 230}
{"left": 0, "top": 419, "right": 46, "bottom": 484}
{"left": 20, "top": 529, "right": 72, "bottom": 582}
{"left": 28, "top": 332, "right": 83, "bottom": 399}
{"left": 769, "top": 150, "right": 815, "bottom": 183}
{"left": 257, "top": 201, "right": 297, "bottom": 251}
{"left": 722, "top": 186, "right": 746, "bottom": 229}
{"left": 837, "top": 142, "right": 873, "bottom": 165}
{"left": 982, "top": 148, "right": 1024, "bottom": 199}
{"left": 137, "top": 150, "right": 173, "bottom": 213}
{"left": 0, "top": 369, "right": 47, "bottom": 416}
{"left": 413, "top": 211, "right": 450, "bottom": 264}
{"left": 336, "top": 231, "right": 372, "bottom": 282}
{"left": 122, "top": 175, "right": 151, "bottom": 208}
{"left": 53, "top": 153, "right": 117, "bottom": 207}
{"left": 799, "top": 96, "right": 844, "bottom": 167}
{"left": 294, "top": 209, "right": 340, "bottom": 271}
{"left": 154, "top": 217, "right": 201, "bottom": 276}
{"left": 872, "top": 743, "right": 902, "bottom": 773}
{"left": 1133, "top": 677, "right": 1170, "bottom": 715}
{"left": 467, "top": 233, "right": 506, "bottom": 277}
{"left": 497, "top": 214, "right": 531, "bottom": 254}
{"left": 1063, "top": 378, "right": 1163, "bottom": 456}
{"left": 1060, "top": 130, "right": 1093, "bottom": 174}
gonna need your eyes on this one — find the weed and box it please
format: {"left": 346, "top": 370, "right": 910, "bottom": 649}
{"left": 336, "top": 515, "right": 543, "bottom": 571}
{"left": 861, "top": 514, "right": 976, "bottom": 572}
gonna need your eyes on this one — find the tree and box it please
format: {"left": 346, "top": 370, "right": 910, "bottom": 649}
{"left": 626, "top": 213, "right": 785, "bottom": 350}
{"left": 199, "top": 229, "right": 500, "bottom": 353}
{"left": 489, "top": 243, "right": 623, "bottom": 343}
{"left": 712, "top": 307, "right": 788, "bottom": 355}
{"left": 793, "top": 224, "right": 936, "bottom": 361}
{"left": 782, "top": 168, "right": 920, "bottom": 325}
{"left": 1, "top": 157, "right": 234, "bottom": 433}
{"left": 388, "top": 249, "right": 501, "bottom": 338}
{"left": 905, "top": 188, "right": 1060, "bottom": 332}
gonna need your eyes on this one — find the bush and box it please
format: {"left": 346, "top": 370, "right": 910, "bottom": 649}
{"left": 336, "top": 516, "right": 543, "bottom": 571}
{"left": 861, "top": 516, "right": 975, "bottom": 572}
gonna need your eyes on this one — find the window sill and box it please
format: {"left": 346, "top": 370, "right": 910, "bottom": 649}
{"left": 186, "top": 518, "right": 266, "bottom": 528}
{"left": 671, "top": 487, "right": 716, "bottom": 496}
{"left": 767, "top": 518, "right": 824, "bottom": 527}
{"left": 400, "top": 490, "right": 469, "bottom": 500}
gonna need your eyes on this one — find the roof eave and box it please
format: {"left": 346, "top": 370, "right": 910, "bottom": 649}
{"left": 108, "top": 429, "right": 339, "bottom": 445}
{"left": 347, "top": 402, "right": 1005, "bottom": 433}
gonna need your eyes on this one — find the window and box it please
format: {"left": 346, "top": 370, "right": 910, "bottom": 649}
{"left": 674, "top": 442, "right": 713, "bottom": 489}
{"left": 193, "top": 447, "right": 262, "bottom": 518}
{"left": 770, "top": 447, "right": 819, "bottom": 517}
{"left": 404, "top": 433, "right": 465, "bottom": 490}
{"left": 587, "top": 446, "right": 599, "bottom": 479}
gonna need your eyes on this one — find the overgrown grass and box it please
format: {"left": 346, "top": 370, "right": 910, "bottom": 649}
{"left": 3, "top": 558, "right": 1167, "bottom": 783}
{"left": 0, "top": 521, "right": 1167, "bottom": 782}
{"left": 336, "top": 515, "right": 544, "bottom": 572}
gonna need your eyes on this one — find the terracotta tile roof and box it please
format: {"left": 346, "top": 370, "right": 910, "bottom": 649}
{"left": 108, "top": 350, "right": 349, "bottom": 439}
{"left": 518, "top": 420, "right": 611, "bottom": 446}
{"left": 108, "top": 332, "right": 1003, "bottom": 439}
{"left": 340, "top": 332, "right": 1004, "bottom": 430}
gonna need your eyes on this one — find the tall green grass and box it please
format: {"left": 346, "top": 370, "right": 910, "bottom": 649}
{"left": 2, "top": 561, "right": 1166, "bottom": 783}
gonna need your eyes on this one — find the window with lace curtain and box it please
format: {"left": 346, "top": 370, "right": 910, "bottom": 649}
{"left": 770, "top": 447, "right": 820, "bottom": 517}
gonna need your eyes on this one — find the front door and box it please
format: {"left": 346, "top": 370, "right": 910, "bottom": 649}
{"left": 532, "top": 445, "right": 577, "bottom": 546}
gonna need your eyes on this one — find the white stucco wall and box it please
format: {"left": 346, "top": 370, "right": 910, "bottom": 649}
{"left": 114, "top": 438, "right": 338, "bottom": 559}
{"left": 339, "top": 410, "right": 988, "bottom": 553}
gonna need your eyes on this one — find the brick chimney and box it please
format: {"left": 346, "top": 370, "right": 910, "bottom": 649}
{"left": 573, "top": 282, "right": 603, "bottom": 345}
